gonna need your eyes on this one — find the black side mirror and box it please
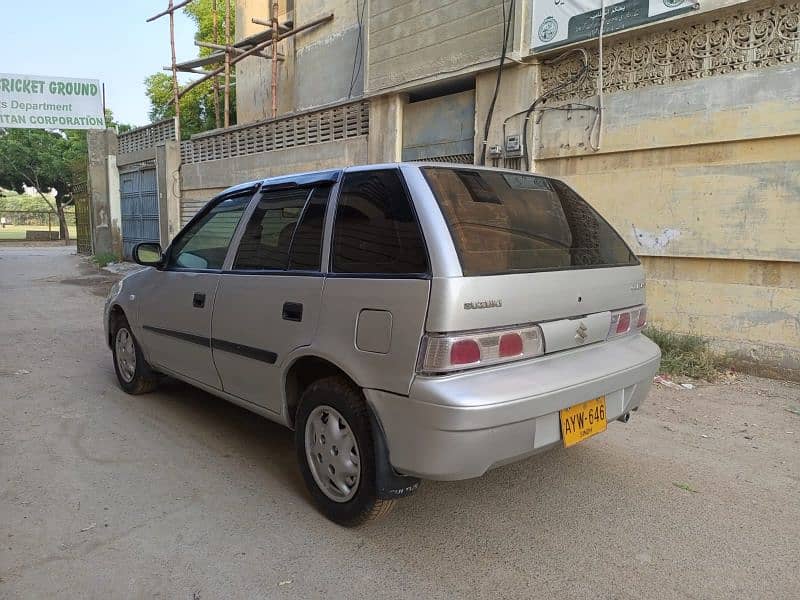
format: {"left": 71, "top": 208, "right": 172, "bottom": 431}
{"left": 133, "top": 242, "right": 164, "bottom": 268}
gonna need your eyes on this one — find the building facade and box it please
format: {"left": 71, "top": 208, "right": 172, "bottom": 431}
{"left": 101, "top": 0, "right": 799, "bottom": 379}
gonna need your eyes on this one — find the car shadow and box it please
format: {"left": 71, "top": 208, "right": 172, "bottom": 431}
{"left": 133, "top": 375, "right": 308, "bottom": 499}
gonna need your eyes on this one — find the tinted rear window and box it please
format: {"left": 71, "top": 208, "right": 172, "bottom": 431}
{"left": 422, "top": 168, "right": 637, "bottom": 276}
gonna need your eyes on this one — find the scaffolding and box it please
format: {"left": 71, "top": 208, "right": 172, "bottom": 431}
{"left": 147, "top": 1, "right": 334, "bottom": 141}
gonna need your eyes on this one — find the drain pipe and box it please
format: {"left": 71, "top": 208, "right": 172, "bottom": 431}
{"left": 595, "top": 0, "right": 606, "bottom": 151}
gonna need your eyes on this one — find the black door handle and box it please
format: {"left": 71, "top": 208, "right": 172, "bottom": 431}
{"left": 193, "top": 292, "right": 206, "bottom": 308}
{"left": 282, "top": 302, "right": 303, "bottom": 322}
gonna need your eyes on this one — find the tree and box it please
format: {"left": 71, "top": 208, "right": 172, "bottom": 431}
{"left": 105, "top": 108, "right": 135, "bottom": 134}
{"left": 0, "top": 129, "right": 85, "bottom": 242}
{"left": 144, "top": 0, "right": 236, "bottom": 139}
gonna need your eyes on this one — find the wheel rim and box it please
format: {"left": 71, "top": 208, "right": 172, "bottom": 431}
{"left": 115, "top": 327, "right": 137, "bottom": 383}
{"left": 304, "top": 405, "right": 361, "bottom": 503}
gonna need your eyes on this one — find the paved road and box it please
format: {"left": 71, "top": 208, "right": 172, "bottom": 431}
{"left": 1, "top": 246, "right": 798, "bottom": 599}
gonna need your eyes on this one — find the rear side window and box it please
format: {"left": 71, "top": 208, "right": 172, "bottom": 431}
{"left": 332, "top": 169, "right": 428, "bottom": 275}
{"left": 422, "top": 168, "right": 638, "bottom": 276}
{"left": 234, "top": 188, "right": 310, "bottom": 270}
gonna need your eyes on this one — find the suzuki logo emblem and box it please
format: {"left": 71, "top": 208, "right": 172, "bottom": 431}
{"left": 574, "top": 322, "right": 588, "bottom": 343}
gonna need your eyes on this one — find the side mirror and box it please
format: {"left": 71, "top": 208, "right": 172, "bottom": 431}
{"left": 133, "top": 242, "right": 164, "bottom": 268}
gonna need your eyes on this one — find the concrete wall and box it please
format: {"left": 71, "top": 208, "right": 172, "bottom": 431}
{"left": 533, "top": 32, "right": 800, "bottom": 379}
{"left": 235, "top": 0, "right": 363, "bottom": 124}
{"left": 86, "top": 129, "right": 120, "bottom": 257}
{"left": 367, "top": 0, "right": 506, "bottom": 94}
{"left": 180, "top": 136, "right": 368, "bottom": 224}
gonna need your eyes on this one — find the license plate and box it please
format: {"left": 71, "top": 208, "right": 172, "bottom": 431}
{"left": 560, "top": 396, "right": 607, "bottom": 448}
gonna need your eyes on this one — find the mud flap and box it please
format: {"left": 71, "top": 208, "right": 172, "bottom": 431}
{"left": 368, "top": 408, "right": 421, "bottom": 499}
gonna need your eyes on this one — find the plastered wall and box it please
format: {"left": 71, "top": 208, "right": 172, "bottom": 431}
{"left": 533, "top": 3, "right": 800, "bottom": 378}
{"left": 235, "top": 0, "right": 364, "bottom": 124}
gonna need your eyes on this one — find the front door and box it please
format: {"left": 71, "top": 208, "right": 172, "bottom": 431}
{"left": 137, "top": 191, "right": 253, "bottom": 388}
{"left": 211, "top": 185, "right": 331, "bottom": 413}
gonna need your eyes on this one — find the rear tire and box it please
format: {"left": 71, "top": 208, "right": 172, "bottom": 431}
{"left": 295, "top": 376, "right": 395, "bottom": 526}
{"left": 111, "top": 316, "right": 159, "bottom": 395}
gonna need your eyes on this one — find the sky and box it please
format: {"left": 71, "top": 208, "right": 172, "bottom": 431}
{"left": 3, "top": 1, "right": 199, "bottom": 127}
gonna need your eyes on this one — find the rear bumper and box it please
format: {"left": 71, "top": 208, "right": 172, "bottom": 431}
{"left": 365, "top": 334, "right": 661, "bottom": 481}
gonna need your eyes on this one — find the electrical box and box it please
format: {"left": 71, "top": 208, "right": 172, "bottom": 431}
{"left": 505, "top": 134, "right": 523, "bottom": 158}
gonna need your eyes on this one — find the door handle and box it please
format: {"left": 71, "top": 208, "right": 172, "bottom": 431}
{"left": 192, "top": 292, "right": 206, "bottom": 308}
{"left": 282, "top": 302, "right": 303, "bottom": 322}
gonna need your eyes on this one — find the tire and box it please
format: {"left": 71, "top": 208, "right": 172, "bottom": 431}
{"left": 295, "top": 376, "right": 395, "bottom": 526}
{"left": 111, "top": 315, "right": 159, "bottom": 395}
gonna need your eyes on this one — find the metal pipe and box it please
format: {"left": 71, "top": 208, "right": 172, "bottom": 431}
{"left": 271, "top": 1, "right": 279, "bottom": 118}
{"left": 224, "top": 0, "right": 231, "bottom": 128}
{"left": 212, "top": 0, "right": 221, "bottom": 129}
{"left": 172, "top": 14, "right": 333, "bottom": 103}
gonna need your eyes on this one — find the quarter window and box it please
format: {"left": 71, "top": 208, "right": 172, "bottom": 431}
{"left": 332, "top": 169, "right": 428, "bottom": 274}
{"left": 168, "top": 193, "right": 251, "bottom": 270}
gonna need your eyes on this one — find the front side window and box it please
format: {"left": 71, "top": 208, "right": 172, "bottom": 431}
{"left": 168, "top": 193, "right": 251, "bottom": 270}
{"left": 331, "top": 169, "right": 428, "bottom": 275}
{"left": 233, "top": 186, "right": 330, "bottom": 271}
{"left": 422, "top": 167, "right": 638, "bottom": 276}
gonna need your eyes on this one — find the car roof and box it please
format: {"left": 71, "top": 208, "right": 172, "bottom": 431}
{"left": 217, "top": 163, "right": 548, "bottom": 196}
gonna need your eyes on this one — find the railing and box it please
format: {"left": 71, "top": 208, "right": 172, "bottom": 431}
{"left": 118, "top": 118, "right": 177, "bottom": 154}
{"left": 180, "top": 100, "right": 370, "bottom": 164}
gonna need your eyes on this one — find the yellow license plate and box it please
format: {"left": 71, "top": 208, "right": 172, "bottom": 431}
{"left": 560, "top": 396, "right": 607, "bottom": 447}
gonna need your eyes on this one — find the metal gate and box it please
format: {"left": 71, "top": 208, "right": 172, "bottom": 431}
{"left": 73, "top": 181, "right": 92, "bottom": 254}
{"left": 119, "top": 166, "right": 160, "bottom": 259}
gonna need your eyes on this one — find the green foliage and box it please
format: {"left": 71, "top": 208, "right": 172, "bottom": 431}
{"left": 644, "top": 326, "right": 720, "bottom": 381}
{"left": 105, "top": 108, "right": 135, "bottom": 133}
{"left": 186, "top": 0, "right": 236, "bottom": 58}
{"left": 0, "top": 129, "right": 85, "bottom": 202}
{"left": 0, "top": 191, "right": 75, "bottom": 213}
{"left": 145, "top": 73, "right": 227, "bottom": 139}
{"left": 144, "top": 0, "right": 236, "bottom": 139}
{"left": 92, "top": 251, "right": 118, "bottom": 267}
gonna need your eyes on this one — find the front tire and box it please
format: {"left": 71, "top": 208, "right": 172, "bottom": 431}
{"left": 111, "top": 316, "right": 159, "bottom": 395}
{"left": 295, "top": 376, "right": 395, "bottom": 526}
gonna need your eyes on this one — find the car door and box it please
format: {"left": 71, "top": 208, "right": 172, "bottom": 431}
{"left": 211, "top": 183, "right": 332, "bottom": 413}
{"left": 314, "top": 167, "right": 432, "bottom": 395}
{"left": 137, "top": 190, "right": 253, "bottom": 388}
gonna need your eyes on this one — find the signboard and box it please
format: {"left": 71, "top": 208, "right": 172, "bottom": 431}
{"left": 0, "top": 73, "right": 105, "bottom": 130}
{"left": 532, "top": 0, "right": 696, "bottom": 51}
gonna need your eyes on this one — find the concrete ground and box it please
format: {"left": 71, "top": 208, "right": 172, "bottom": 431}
{"left": 1, "top": 246, "right": 798, "bottom": 599}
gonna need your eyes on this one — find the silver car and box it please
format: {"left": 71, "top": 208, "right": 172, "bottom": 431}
{"left": 104, "top": 163, "right": 661, "bottom": 526}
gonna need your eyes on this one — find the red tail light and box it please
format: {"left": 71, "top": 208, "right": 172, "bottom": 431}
{"left": 419, "top": 324, "right": 544, "bottom": 375}
{"left": 450, "top": 339, "right": 481, "bottom": 365}
{"left": 499, "top": 333, "right": 523, "bottom": 357}
{"left": 607, "top": 305, "right": 647, "bottom": 340}
{"left": 616, "top": 312, "right": 631, "bottom": 334}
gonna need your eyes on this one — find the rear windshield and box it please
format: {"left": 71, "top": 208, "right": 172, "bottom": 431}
{"left": 422, "top": 167, "right": 638, "bottom": 276}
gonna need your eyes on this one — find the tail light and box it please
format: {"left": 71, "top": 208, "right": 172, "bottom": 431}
{"left": 607, "top": 305, "right": 647, "bottom": 340}
{"left": 419, "top": 324, "right": 544, "bottom": 375}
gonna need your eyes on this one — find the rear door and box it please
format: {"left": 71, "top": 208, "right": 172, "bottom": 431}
{"left": 211, "top": 184, "right": 332, "bottom": 413}
{"left": 315, "top": 167, "right": 431, "bottom": 395}
{"left": 137, "top": 191, "right": 253, "bottom": 388}
{"left": 419, "top": 167, "right": 646, "bottom": 349}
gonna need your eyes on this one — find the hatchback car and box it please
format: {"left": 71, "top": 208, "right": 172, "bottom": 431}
{"left": 105, "top": 163, "right": 660, "bottom": 526}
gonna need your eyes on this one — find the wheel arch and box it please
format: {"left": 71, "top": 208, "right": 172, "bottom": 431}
{"left": 108, "top": 304, "right": 127, "bottom": 347}
{"left": 283, "top": 353, "right": 361, "bottom": 430}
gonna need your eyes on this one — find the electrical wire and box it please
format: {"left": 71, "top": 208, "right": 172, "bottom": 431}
{"left": 347, "top": 0, "right": 366, "bottom": 99}
{"left": 517, "top": 48, "right": 590, "bottom": 171}
{"left": 479, "top": 0, "right": 514, "bottom": 166}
